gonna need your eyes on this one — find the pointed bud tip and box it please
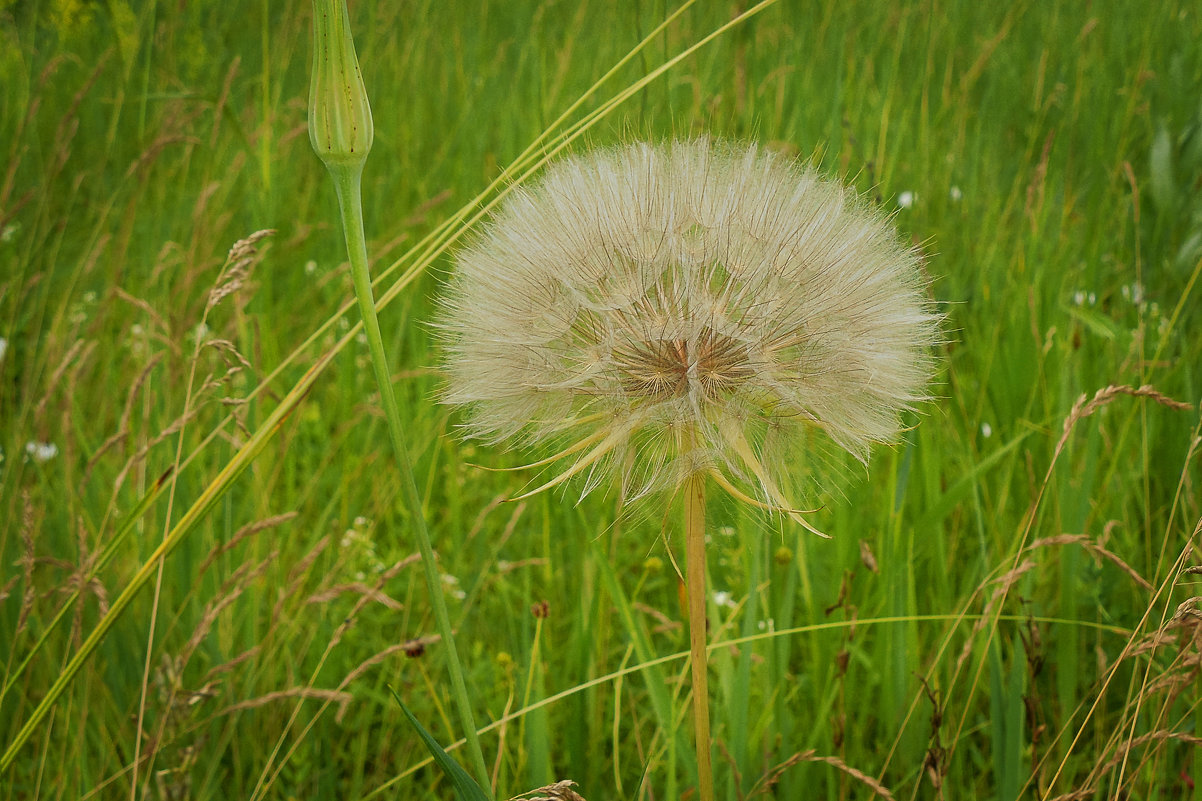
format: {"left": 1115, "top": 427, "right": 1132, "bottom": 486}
{"left": 309, "top": 0, "right": 374, "bottom": 169}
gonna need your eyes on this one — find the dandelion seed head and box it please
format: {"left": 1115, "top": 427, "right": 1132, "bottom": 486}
{"left": 440, "top": 139, "right": 940, "bottom": 507}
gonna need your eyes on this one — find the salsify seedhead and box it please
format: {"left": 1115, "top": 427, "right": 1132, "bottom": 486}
{"left": 440, "top": 139, "right": 939, "bottom": 515}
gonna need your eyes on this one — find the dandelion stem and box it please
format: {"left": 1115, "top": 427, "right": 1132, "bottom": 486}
{"left": 329, "top": 162, "right": 493, "bottom": 795}
{"left": 684, "top": 469, "right": 715, "bottom": 801}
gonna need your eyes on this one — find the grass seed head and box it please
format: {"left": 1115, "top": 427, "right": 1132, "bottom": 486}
{"left": 440, "top": 139, "right": 940, "bottom": 509}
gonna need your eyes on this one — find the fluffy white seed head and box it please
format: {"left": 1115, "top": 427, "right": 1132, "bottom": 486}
{"left": 440, "top": 139, "right": 940, "bottom": 508}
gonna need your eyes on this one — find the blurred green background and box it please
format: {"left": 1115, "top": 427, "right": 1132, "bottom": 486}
{"left": 2, "top": 1, "right": 1201, "bottom": 798}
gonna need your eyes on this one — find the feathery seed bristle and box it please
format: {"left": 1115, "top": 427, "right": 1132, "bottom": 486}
{"left": 439, "top": 138, "right": 940, "bottom": 510}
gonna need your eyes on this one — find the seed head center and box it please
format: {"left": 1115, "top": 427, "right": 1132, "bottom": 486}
{"left": 616, "top": 328, "right": 752, "bottom": 402}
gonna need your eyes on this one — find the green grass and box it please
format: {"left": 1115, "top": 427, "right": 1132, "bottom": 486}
{"left": 3, "top": 0, "right": 1202, "bottom": 798}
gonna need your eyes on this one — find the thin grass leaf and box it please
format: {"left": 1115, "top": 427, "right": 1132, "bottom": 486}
{"left": 389, "top": 686, "right": 493, "bottom": 801}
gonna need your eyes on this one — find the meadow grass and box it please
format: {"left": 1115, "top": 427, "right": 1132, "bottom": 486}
{"left": 2, "top": 1, "right": 1202, "bottom": 799}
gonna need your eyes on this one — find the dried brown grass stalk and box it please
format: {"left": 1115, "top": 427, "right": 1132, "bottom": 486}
{"left": 270, "top": 534, "right": 332, "bottom": 625}
{"left": 954, "top": 559, "right": 1036, "bottom": 672}
{"left": 509, "top": 780, "right": 587, "bottom": 801}
{"left": 210, "top": 58, "right": 241, "bottom": 149}
{"left": 112, "top": 287, "right": 172, "bottom": 336}
{"left": 14, "top": 491, "right": 37, "bottom": 637}
{"left": 325, "top": 554, "right": 422, "bottom": 651}
{"left": 84, "top": 352, "right": 164, "bottom": 482}
{"left": 1052, "top": 513, "right": 1202, "bottom": 797}
{"left": 33, "top": 338, "right": 95, "bottom": 424}
{"left": 1099, "top": 729, "right": 1202, "bottom": 774}
{"left": 947, "top": 384, "right": 1192, "bottom": 791}
{"left": 216, "top": 688, "right": 352, "bottom": 719}
{"left": 203, "top": 646, "right": 261, "bottom": 683}
{"left": 336, "top": 636, "right": 442, "bottom": 695}
{"left": 66, "top": 517, "right": 109, "bottom": 647}
{"left": 198, "top": 512, "right": 298, "bottom": 576}
{"left": 111, "top": 406, "right": 203, "bottom": 493}
{"left": 206, "top": 229, "right": 274, "bottom": 311}
{"left": 1046, "top": 790, "right": 1095, "bottom": 801}
{"left": 1055, "top": 385, "right": 1191, "bottom": 457}
{"left": 181, "top": 553, "right": 278, "bottom": 668}
{"left": 304, "top": 583, "right": 403, "bottom": 610}
{"left": 1027, "top": 534, "right": 1151, "bottom": 591}
{"left": 747, "top": 750, "right": 895, "bottom": 799}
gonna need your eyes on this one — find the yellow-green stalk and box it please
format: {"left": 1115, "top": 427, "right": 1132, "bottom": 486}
{"left": 683, "top": 470, "right": 714, "bottom": 801}
{"left": 309, "top": 1, "right": 491, "bottom": 793}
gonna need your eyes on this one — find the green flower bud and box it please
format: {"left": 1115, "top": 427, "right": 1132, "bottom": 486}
{"left": 309, "top": 0, "right": 373, "bottom": 169}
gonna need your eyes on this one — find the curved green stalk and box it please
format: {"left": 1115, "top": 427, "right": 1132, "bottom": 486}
{"left": 329, "top": 161, "right": 492, "bottom": 794}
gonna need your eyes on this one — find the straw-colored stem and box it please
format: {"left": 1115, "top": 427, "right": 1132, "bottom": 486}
{"left": 684, "top": 471, "right": 715, "bottom": 801}
{"left": 330, "top": 163, "right": 493, "bottom": 795}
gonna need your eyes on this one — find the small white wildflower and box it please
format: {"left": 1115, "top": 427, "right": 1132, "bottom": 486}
{"left": 981, "top": 422, "right": 992, "bottom": 439}
{"left": 948, "top": 186, "right": 963, "bottom": 202}
{"left": 897, "top": 190, "right": 915, "bottom": 209}
{"left": 439, "top": 576, "right": 466, "bottom": 600}
{"left": 25, "top": 441, "right": 59, "bottom": 463}
{"left": 354, "top": 515, "right": 370, "bottom": 528}
{"left": 1088, "top": 292, "right": 1097, "bottom": 306}
{"left": 711, "top": 590, "right": 736, "bottom": 609}
{"left": 1, "top": 222, "right": 17, "bottom": 243}
{"left": 756, "top": 618, "right": 775, "bottom": 631}
{"left": 1121, "top": 282, "right": 1144, "bottom": 304}
{"left": 126, "top": 324, "right": 147, "bottom": 356}
{"left": 1072, "top": 290, "right": 1086, "bottom": 307}
{"left": 0, "top": 336, "right": 7, "bottom": 363}
{"left": 356, "top": 331, "right": 368, "bottom": 346}
{"left": 304, "top": 259, "right": 318, "bottom": 275}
